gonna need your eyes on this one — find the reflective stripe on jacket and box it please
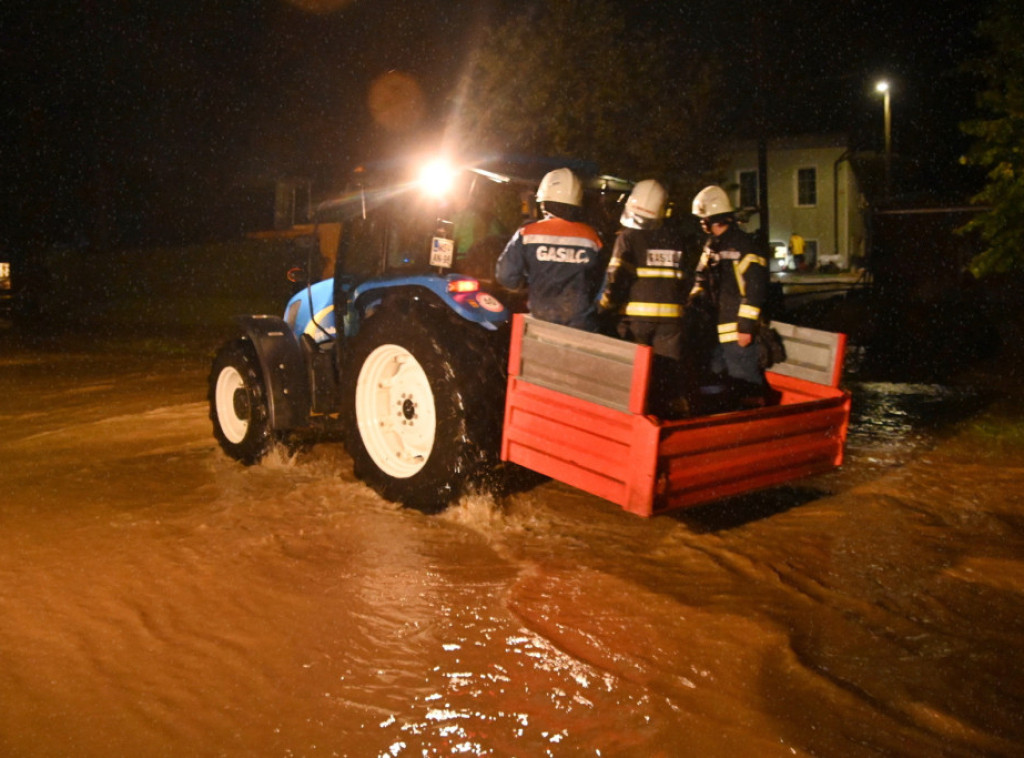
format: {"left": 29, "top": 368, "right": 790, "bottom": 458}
{"left": 599, "top": 227, "right": 691, "bottom": 323}
{"left": 690, "top": 225, "right": 768, "bottom": 342}
{"left": 495, "top": 216, "right": 605, "bottom": 330}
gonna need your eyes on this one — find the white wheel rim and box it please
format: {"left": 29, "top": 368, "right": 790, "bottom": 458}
{"left": 215, "top": 365, "right": 249, "bottom": 444}
{"left": 355, "top": 343, "right": 436, "bottom": 479}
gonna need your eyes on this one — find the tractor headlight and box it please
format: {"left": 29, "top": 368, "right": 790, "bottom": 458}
{"left": 417, "top": 159, "right": 457, "bottom": 199}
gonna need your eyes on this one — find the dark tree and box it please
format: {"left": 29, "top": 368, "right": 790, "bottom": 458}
{"left": 960, "top": 0, "right": 1024, "bottom": 276}
{"left": 451, "top": 0, "right": 725, "bottom": 193}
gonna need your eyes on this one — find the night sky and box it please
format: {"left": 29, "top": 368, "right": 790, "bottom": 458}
{"left": 2, "top": 0, "right": 987, "bottom": 249}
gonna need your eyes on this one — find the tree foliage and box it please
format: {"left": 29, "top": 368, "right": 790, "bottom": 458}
{"left": 449, "top": 0, "right": 724, "bottom": 193}
{"left": 960, "top": 0, "right": 1024, "bottom": 277}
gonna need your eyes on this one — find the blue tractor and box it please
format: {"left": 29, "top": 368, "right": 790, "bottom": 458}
{"left": 208, "top": 159, "right": 528, "bottom": 509}
{"left": 209, "top": 157, "right": 632, "bottom": 509}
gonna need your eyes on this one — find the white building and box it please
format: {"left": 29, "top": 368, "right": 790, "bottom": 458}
{"left": 719, "top": 135, "right": 866, "bottom": 272}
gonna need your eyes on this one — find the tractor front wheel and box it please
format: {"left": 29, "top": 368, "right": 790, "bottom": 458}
{"left": 209, "top": 339, "right": 274, "bottom": 465}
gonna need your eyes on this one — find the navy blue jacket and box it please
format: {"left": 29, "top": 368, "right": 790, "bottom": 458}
{"left": 495, "top": 216, "right": 606, "bottom": 330}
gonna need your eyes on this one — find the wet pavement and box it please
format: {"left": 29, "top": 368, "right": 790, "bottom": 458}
{"left": 1, "top": 332, "right": 1023, "bottom": 757}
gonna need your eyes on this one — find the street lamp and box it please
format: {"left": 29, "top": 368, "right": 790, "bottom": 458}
{"left": 875, "top": 80, "right": 892, "bottom": 199}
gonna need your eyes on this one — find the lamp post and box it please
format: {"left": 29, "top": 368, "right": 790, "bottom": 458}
{"left": 875, "top": 80, "right": 891, "bottom": 199}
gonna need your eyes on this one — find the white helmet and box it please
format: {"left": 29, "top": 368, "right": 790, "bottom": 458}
{"left": 536, "top": 168, "right": 583, "bottom": 207}
{"left": 620, "top": 179, "right": 667, "bottom": 229}
{"left": 691, "top": 185, "right": 733, "bottom": 219}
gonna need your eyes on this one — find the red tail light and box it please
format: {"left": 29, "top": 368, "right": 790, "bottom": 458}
{"left": 448, "top": 278, "right": 479, "bottom": 293}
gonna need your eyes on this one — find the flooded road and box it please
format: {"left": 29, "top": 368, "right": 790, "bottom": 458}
{"left": 2, "top": 337, "right": 1023, "bottom": 757}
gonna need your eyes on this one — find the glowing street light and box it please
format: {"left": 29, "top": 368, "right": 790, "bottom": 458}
{"left": 875, "top": 79, "right": 892, "bottom": 198}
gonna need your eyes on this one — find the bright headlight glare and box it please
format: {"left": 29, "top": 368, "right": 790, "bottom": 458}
{"left": 418, "top": 159, "right": 456, "bottom": 198}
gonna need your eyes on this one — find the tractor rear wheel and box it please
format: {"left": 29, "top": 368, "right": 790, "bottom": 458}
{"left": 344, "top": 307, "right": 504, "bottom": 510}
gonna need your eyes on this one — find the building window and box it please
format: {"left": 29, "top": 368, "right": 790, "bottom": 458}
{"left": 796, "top": 167, "right": 817, "bottom": 206}
{"left": 737, "top": 170, "right": 758, "bottom": 209}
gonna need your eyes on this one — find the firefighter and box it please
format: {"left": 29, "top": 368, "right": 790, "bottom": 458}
{"left": 688, "top": 185, "right": 773, "bottom": 405}
{"left": 495, "top": 168, "right": 606, "bottom": 330}
{"left": 599, "top": 180, "right": 695, "bottom": 415}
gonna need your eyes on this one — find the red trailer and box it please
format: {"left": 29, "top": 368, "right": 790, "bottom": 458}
{"left": 500, "top": 314, "right": 851, "bottom": 517}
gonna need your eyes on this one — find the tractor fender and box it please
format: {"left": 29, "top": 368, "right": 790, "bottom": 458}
{"left": 234, "top": 315, "right": 311, "bottom": 431}
{"left": 350, "top": 277, "right": 509, "bottom": 336}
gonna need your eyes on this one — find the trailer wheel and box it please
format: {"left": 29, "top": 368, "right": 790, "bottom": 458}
{"left": 209, "top": 339, "right": 274, "bottom": 465}
{"left": 344, "top": 307, "right": 502, "bottom": 510}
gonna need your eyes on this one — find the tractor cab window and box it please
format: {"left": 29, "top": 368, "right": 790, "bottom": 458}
{"left": 337, "top": 198, "right": 454, "bottom": 280}
{"left": 382, "top": 206, "right": 444, "bottom": 273}
{"left": 337, "top": 213, "right": 385, "bottom": 281}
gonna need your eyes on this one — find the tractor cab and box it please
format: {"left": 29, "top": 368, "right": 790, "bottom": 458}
{"left": 283, "top": 156, "right": 631, "bottom": 346}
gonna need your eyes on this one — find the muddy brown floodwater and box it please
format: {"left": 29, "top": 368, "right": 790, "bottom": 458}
{"left": 1, "top": 335, "right": 1023, "bottom": 757}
